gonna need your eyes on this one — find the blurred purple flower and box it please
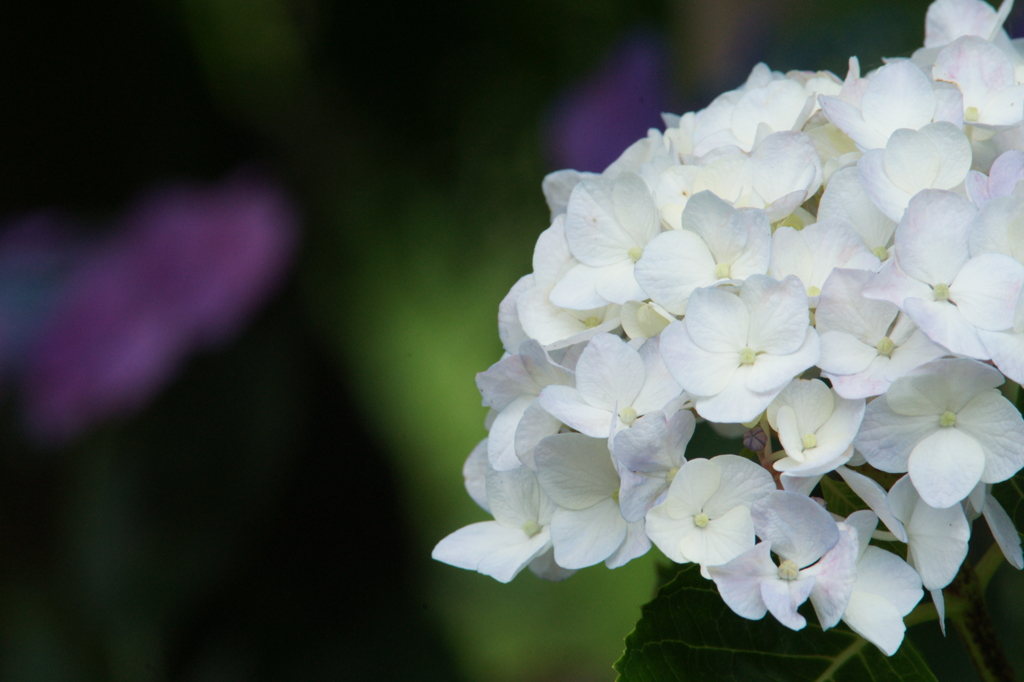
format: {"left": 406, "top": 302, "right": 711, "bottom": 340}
{"left": 21, "top": 171, "right": 298, "bottom": 444}
{"left": 545, "top": 32, "right": 671, "bottom": 172}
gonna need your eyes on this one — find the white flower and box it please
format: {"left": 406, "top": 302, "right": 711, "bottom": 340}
{"left": 924, "top": 0, "right": 1014, "bottom": 50}
{"left": 708, "top": 491, "right": 859, "bottom": 630}
{"left": 549, "top": 171, "right": 660, "bottom": 308}
{"left": 857, "top": 122, "right": 973, "bottom": 222}
{"left": 538, "top": 333, "right": 682, "bottom": 438}
{"left": 432, "top": 463, "right": 558, "bottom": 583}
{"left": 888, "top": 474, "right": 971, "bottom": 590}
{"left": 855, "top": 357, "right": 1024, "bottom": 508}
{"left": 620, "top": 300, "right": 674, "bottom": 341}
{"left": 765, "top": 378, "right": 864, "bottom": 477}
{"left": 966, "top": 150, "right": 1024, "bottom": 207}
{"left": 840, "top": 511, "right": 924, "bottom": 656}
{"left": 769, "top": 216, "right": 880, "bottom": 304}
{"left": 476, "top": 340, "right": 574, "bottom": 470}
{"left": 933, "top": 36, "right": 1024, "bottom": 129}
{"left": 817, "top": 167, "right": 896, "bottom": 259}
{"left": 653, "top": 132, "right": 821, "bottom": 227}
{"left": 534, "top": 432, "right": 650, "bottom": 569}
{"left": 863, "top": 189, "right": 1024, "bottom": 359}
{"left": 816, "top": 268, "right": 946, "bottom": 399}
{"left": 660, "top": 275, "right": 820, "bottom": 423}
{"left": 645, "top": 454, "right": 775, "bottom": 570}
{"left": 635, "top": 191, "right": 771, "bottom": 314}
{"left": 515, "top": 216, "right": 622, "bottom": 349}
{"left": 612, "top": 410, "right": 695, "bottom": 522}
{"left": 820, "top": 60, "right": 964, "bottom": 151}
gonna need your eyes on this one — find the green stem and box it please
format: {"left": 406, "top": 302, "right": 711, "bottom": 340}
{"left": 975, "top": 542, "right": 1006, "bottom": 592}
{"left": 945, "top": 560, "right": 1016, "bottom": 682}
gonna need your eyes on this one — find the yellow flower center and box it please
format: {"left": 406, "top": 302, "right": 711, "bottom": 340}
{"left": 739, "top": 347, "right": 757, "bottom": 365}
{"left": 965, "top": 106, "right": 980, "bottom": 122}
{"left": 940, "top": 411, "right": 957, "bottom": 427}
{"left": 933, "top": 283, "right": 950, "bottom": 301}
{"left": 584, "top": 316, "right": 601, "bottom": 328}
{"left": 872, "top": 246, "right": 889, "bottom": 261}
{"left": 802, "top": 433, "right": 818, "bottom": 450}
{"left": 876, "top": 336, "right": 895, "bottom": 356}
{"left": 778, "top": 559, "right": 800, "bottom": 581}
{"left": 715, "top": 262, "right": 732, "bottom": 279}
{"left": 694, "top": 512, "right": 710, "bottom": 528}
{"left": 628, "top": 246, "right": 643, "bottom": 262}
{"left": 619, "top": 406, "right": 638, "bottom": 426}
{"left": 522, "top": 519, "right": 541, "bottom": 537}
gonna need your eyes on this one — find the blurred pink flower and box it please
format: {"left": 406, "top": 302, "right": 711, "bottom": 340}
{"left": 545, "top": 32, "right": 671, "bottom": 172}
{"left": 21, "top": 171, "right": 298, "bottom": 444}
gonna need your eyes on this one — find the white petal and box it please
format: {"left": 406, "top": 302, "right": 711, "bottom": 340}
{"left": 488, "top": 396, "right": 533, "bottom": 470}
{"left": 745, "top": 327, "right": 820, "bottom": 393}
{"left": 752, "top": 491, "right": 840, "bottom": 567}
{"left": 575, "top": 333, "right": 645, "bottom": 410}
{"left": 861, "top": 61, "right": 938, "bottom": 139}
{"left": 634, "top": 230, "right": 717, "bottom": 315}
{"left": 514, "top": 400, "right": 562, "bottom": 470}
{"left": 660, "top": 319, "right": 740, "bottom": 397}
{"left": 550, "top": 499, "right": 628, "bottom": 569}
{"left": 537, "top": 385, "right": 613, "bottom": 438}
{"left": 806, "top": 525, "right": 859, "bottom": 629}
{"left": 761, "top": 575, "right": 816, "bottom": 630}
{"left": 908, "top": 427, "right": 986, "bottom": 508}
{"left": 950, "top": 253, "right": 1024, "bottom": 331}
{"left": 843, "top": 592, "right": 907, "bottom": 656}
{"left": 837, "top": 466, "right": 908, "bottom": 542}
{"left": 707, "top": 542, "right": 775, "bottom": 620}
{"left": 703, "top": 454, "right": 776, "bottom": 517}
{"left": 956, "top": 389, "right": 1024, "bottom": 483}
{"left": 983, "top": 493, "right": 1024, "bottom": 569}
{"left": 604, "top": 518, "right": 652, "bottom": 568}
{"left": 534, "top": 433, "right": 618, "bottom": 509}
{"left": 744, "top": 275, "right": 811, "bottom": 355}
{"left": 818, "top": 331, "right": 879, "bottom": 375}
{"left": 595, "top": 259, "right": 649, "bottom": 305}
{"left": 904, "top": 297, "right": 989, "bottom": 359}
{"left": 685, "top": 286, "right": 750, "bottom": 353}
{"left": 665, "top": 458, "right": 721, "bottom": 518}
{"left": 681, "top": 504, "right": 758, "bottom": 567}
{"left": 432, "top": 521, "right": 544, "bottom": 583}
{"left": 895, "top": 190, "right": 976, "bottom": 285}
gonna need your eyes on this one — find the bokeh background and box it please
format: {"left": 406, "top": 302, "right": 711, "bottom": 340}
{"left": 1, "top": 0, "right": 1023, "bottom": 680}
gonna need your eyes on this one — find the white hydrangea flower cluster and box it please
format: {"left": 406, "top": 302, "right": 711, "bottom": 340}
{"left": 433, "top": 0, "right": 1024, "bottom": 657}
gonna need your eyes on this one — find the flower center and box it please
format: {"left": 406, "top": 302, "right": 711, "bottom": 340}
{"left": 876, "top": 336, "right": 895, "bottom": 356}
{"left": 666, "top": 466, "right": 679, "bottom": 484}
{"left": 619, "top": 406, "right": 638, "bottom": 426}
{"left": 694, "top": 512, "right": 710, "bottom": 528}
{"left": 778, "top": 214, "right": 805, "bottom": 230}
{"left": 522, "top": 519, "right": 541, "bottom": 537}
{"left": 778, "top": 559, "right": 800, "bottom": 581}
{"left": 965, "top": 106, "right": 980, "bottom": 123}
{"left": 802, "top": 433, "right": 817, "bottom": 450}
{"left": 739, "top": 347, "right": 757, "bottom": 365}
{"left": 584, "top": 316, "right": 601, "bottom": 328}
{"left": 628, "top": 246, "right": 643, "bottom": 262}
{"left": 807, "top": 286, "right": 821, "bottom": 297}
{"left": 872, "top": 246, "right": 889, "bottom": 261}
{"left": 933, "top": 283, "right": 950, "bottom": 301}
{"left": 940, "top": 410, "right": 957, "bottom": 427}
{"left": 715, "top": 262, "right": 731, "bottom": 279}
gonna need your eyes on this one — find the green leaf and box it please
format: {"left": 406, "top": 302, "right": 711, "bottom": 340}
{"left": 820, "top": 476, "right": 869, "bottom": 518}
{"left": 614, "top": 564, "right": 938, "bottom": 682}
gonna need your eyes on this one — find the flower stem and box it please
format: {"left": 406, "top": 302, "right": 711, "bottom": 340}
{"left": 975, "top": 542, "right": 1006, "bottom": 593}
{"left": 946, "top": 560, "right": 1016, "bottom": 682}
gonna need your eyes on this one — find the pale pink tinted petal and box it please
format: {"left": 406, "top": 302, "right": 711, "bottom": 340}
{"left": 761, "top": 575, "right": 816, "bottom": 630}
{"left": 950, "top": 253, "right": 1024, "bottom": 331}
{"left": 806, "top": 526, "right": 859, "bottom": 629}
{"left": 895, "top": 190, "right": 976, "bottom": 285}
{"left": 752, "top": 491, "right": 840, "bottom": 567}
{"left": 861, "top": 61, "right": 937, "bottom": 138}
{"left": 707, "top": 542, "right": 775, "bottom": 620}
{"left": 904, "top": 297, "right": 989, "bottom": 359}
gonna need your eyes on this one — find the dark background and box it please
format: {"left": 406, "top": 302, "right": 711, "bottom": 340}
{"left": 0, "top": 0, "right": 1019, "bottom": 680}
